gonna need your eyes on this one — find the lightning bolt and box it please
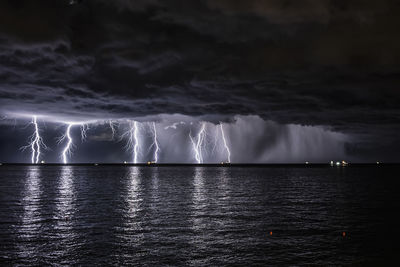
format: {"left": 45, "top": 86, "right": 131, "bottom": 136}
{"left": 211, "top": 125, "right": 220, "bottom": 155}
{"left": 58, "top": 124, "right": 74, "bottom": 164}
{"left": 80, "top": 124, "right": 89, "bottom": 142}
{"left": 57, "top": 121, "right": 93, "bottom": 164}
{"left": 220, "top": 124, "right": 231, "bottom": 163}
{"left": 189, "top": 122, "right": 206, "bottom": 163}
{"left": 109, "top": 120, "right": 116, "bottom": 140}
{"left": 32, "top": 116, "right": 43, "bottom": 164}
{"left": 189, "top": 132, "right": 200, "bottom": 163}
{"left": 122, "top": 121, "right": 141, "bottom": 163}
{"left": 149, "top": 122, "right": 160, "bottom": 163}
{"left": 133, "top": 121, "right": 139, "bottom": 164}
{"left": 21, "top": 116, "right": 48, "bottom": 164}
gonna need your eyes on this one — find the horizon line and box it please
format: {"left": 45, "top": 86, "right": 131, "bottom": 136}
{"left": 0, "top": 162, "right": 396, "bottom": 167}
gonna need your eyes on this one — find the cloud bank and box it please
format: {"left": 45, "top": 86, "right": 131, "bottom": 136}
{"left": 0, "top": 0, "right": 399, "bottom": 161}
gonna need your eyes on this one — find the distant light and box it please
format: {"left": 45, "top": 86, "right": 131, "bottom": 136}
{"left": 330, "top": 161, "right": 334, "bottom": 166}
{"left": 376, "top": 161, "right": 380, "bottom": 165}
{"left": 336, "top": 161, "right": 341, "bottom": 166}
{"left": 147, "top": 161, "right": 151, "bottom": 165}
{"left": 94, "top": 163, "right": 98, "bottom": 166}
{"left": 124, "top": 161, "right": 127, "bottom": 164}
{"left": 305, "top": 161, "right": 309, "bottom": 164}
{"left": 342, "top": 231, "right": 346, "bottom": 237}
{"left": 41, "top": 160, "right": 45, "bottom": 164}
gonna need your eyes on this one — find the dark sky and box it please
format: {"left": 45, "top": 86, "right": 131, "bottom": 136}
{"left": 0, "top": 0, "right": 399, "bottom": 163}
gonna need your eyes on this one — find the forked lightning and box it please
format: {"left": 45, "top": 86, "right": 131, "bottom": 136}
{"left": 21, "top": 116, "right": 48, "bottom": 164}
{"left": 189, "top": 122, "right": 206, "bottom": 163}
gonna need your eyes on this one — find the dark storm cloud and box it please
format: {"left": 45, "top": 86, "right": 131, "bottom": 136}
{"left": 0, "top": 0, "right": 399, "bottom": 159}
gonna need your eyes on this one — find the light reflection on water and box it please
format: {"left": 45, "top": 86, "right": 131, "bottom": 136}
{"left": 149, "top": 167, "right": 160, "bottom": 214}
{"left": 17, "top": 166, "right": 42, "bottom": 260}
{"left": 216, "top": 167, "right": 230, "bottom": 195}
{"left": 54, "top": 166, "right": 77, "bottom": 248}
{"left": 0, "top": 165, "right": 397, "bottom": 266}
{"left": 189, "top": 167, "right": 210, "bottom": 261}
{"left": 21, "top": 167, "right": 42, "bottom": 232}
{"left": 56, "top": 166, "right": 75, "bottom": 220}
{"left": 191, "top": 167, "right": 207, "bottom": 232}
{"left": 122, "top": 167, "right": 144, "bottom": 243}
{"left": 192, "top": 167, "right": 205, "bottom": 206}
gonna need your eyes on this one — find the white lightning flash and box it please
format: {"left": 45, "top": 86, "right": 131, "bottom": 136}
{"left": 133, "top": 121, "right": 139, "bottom": 163}
{"left": 80, "top": 124, "right": 89, "bottom": 142}
{"left": 149, "top": 122, "right": 160, "bottom": 163}
{"left": 220, "top": 124, "right": 231, "bottom": 163}
{"left": 58, "top": 121, "right": 92, "bottom": 164}
{"left": 58, "top": 124, "right": 74, "bottom": 164}
{"left": 109, "top": 120, "right": 116, "bottom": 140}
{"left": 122, "top": 121, "right": 140, "bottom": 163}
{"left": 211, "top": 126, "right": 220, "bottom": 154}
{"left": 189, "top": 122, "right": 206, "bottom": 164}
{"left": 21, "top": 116, "right": 47, "bottom": 164}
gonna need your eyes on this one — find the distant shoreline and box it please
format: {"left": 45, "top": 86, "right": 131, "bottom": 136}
{"left": 0, "top": 163, "right": 397, "bottom": 167}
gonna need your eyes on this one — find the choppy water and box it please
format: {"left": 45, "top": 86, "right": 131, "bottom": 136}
{"left": 0, "top": 165, "right": 399, "bottom": 266}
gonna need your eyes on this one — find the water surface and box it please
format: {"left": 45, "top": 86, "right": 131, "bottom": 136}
{"left": 0, "top": 165, "right": 399, "bottom": 265}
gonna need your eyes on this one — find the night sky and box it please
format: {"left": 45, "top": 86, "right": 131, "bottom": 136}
{"left": 0, "top": 0, "right": 399, "bottom": 163}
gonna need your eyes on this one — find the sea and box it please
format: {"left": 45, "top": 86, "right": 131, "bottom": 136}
{"left": 0, "top": 165, "right": 399, "bottom": 266}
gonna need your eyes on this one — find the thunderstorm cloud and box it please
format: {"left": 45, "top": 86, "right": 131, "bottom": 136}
{"left": 0, "top": 0, "right": 399, "bottom": 162}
